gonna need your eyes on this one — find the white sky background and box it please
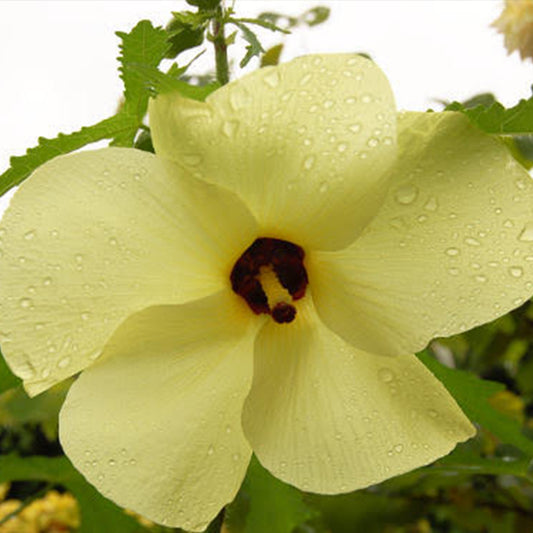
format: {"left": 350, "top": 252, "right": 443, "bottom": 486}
{"left": 0, "top": 0, "right": 531, "bottom": 213}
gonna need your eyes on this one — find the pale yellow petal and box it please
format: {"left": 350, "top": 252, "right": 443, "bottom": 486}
{"left": 60, "top": 290, "right": 256, "bottom": 531}
{"left": 242, "top": 300, "right": 474, "bottom": 493}
{"left": 310, "top": 111, "right": 533, "bottom": 356}
{"left": 150, "top": 54, "right": 396, "bottom": 250}
{"left": 0, "top": 148, "right": 257, "bottom": 395}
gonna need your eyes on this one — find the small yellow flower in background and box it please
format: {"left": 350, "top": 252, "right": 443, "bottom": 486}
{"left": 0, "top": 490, "right": 79, "bottom": 533}
{"left": 1, "top": 54, "right": 533, "bottom": 530}
{"left": 492, "top": 0, "right": 533, "bottom": 60}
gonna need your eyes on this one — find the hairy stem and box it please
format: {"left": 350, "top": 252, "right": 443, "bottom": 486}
{"left": 213, "top": 2, "right": 229, "bottom": 85}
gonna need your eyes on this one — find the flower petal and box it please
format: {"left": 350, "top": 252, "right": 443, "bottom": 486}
{"left": 0, "top": 147, "right": 258, "bottom": 395}
{"left": 150, "top": 54, "right": 396, "bottom": 250}
{"left": 310, "top": 111, "right": 533, "bottom": 356}
{"left": 60, "top": 290, "right": 255, "bottom": 532}
{"left": 242, "top": 300, "right": 474, "bottom": 493}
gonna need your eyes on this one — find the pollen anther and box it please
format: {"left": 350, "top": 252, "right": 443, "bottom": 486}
{"left": 230, "top": 237, "right": 308, "bottom": 323}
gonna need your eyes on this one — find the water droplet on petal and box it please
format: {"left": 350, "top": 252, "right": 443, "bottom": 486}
{"left": 24, "top": 230, "right": 35, "bottom": 240}
{"left": 349, "top": 123, "right": 361, "bottom": 134}
{"left": 445, "top": 247, "right": 460, "bottom": 257}
{"left": 424, "top": 197, "right": 438, "bottom": 212}
{"left": 464, "top": 237, "right": 481, "bottom": 247}
{"left": 518, "top": 222, "right": 533, "bottom": 242}
{"left": 300, "top": 73, "right": 312, "bottom": 86}
{"left": 207, "top": 445, "right": 215, "bottom": 456}
{"left": 319, "top": 181, "right": 329, "bottom": 193}
{"left": 378, "top": 368, "right": 395, "bottom": 383}
{"left": 20, "top": 298, "right": 33, "bottom": 309}
{"left": 395, "top": 185, "right": 418, "bottom": 205}
{"left": 263, "top": 71, "right": 280, "bottom": 88}
{"left": 303, "top": 155, "right": 315, "bottom": 170}
{"left": 222, "top": 120, "right": 239, "bottom": 138}
{"left": 183, "top": 154, "right": 202, "bottom": 166}
{"left": 509, "top": 266, "right": 524, "bottom": 278}
{"left": 58, "top": 356, "right": 71, "bottom": 369}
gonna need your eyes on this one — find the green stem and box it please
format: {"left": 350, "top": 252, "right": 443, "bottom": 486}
{"left": 213, "top": 2, "right": 229, "bottom": 85}
{"left": 0, "top": 483, "right": 54, "bottom": 527}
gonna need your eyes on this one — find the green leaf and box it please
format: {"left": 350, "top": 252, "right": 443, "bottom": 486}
{"left": 165, "top": 25, "right": 205, "bottom": 59}
{"left": 418, "top": 351, "right": 533, "bottom": 457}
{"left": 225, "top": 456, "right": 315, "bottom": 533}
{"left": 0, "top": 381, "right": 68, "bottom": 428}
{"left": 234, "top": 17, "right": 290, "bottom": 35}
{"left": 125, "top": 63, "right": 219, "bottom": 100}
{"left": 0, "top": 351, "right": 20, "bottom": 394}
{"left": 231, "top": 21, "right": 265, "bottom": 68}
{"left": 0, "top": 112, "right": 138, "bottom": 196}
{"left": 115, "top": 20, "right": 170, "bottom": 145}
{"left": 446, "top": 95, "right": 533, "bottom": 135}
{"left": 301, "top": 6, "right": 331, "bottom": 26}
{"left": 261, "top": 44, "right": 284, "bottom": 67}
{"left": 258, "top": 12, "right": 298, "bottom": 29}
{"left": 0, "top": 454, "right": 148, "bottom": 533}
{"left": 185, "top": 0, "right": 220, "bottom": 11}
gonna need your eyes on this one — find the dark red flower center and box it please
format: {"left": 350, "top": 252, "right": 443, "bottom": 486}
{"left": 230, "top": 237, "right": 308, "bottom": 324}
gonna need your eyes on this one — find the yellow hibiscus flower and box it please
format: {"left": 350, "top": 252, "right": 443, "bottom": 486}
{"left": 1, "top": 54, "right": 532, "bottom": 531}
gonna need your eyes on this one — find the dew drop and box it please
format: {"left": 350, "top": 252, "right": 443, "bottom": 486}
{"left": 323, "top": 99, "right": 334, "bottom": 109}
{"left": 207, "top": 445, "right": 215, "bottom": 456}
{"left": 232, "top": 453, "right": 241, "bottom": 462}
{"left": 41, "top": 368, "right": 51, "bottom": 379}
{"left": 263, "top": 71, "right": 280, "bottom": 88}
{"left": 516, "top": 178, "right": 527, "bottom": 190}
{"left": 300, "top": 73, "right": 312, "bottom": 86}
{"left": 367, "top": 137, "right": 379, "bottom": 148}
{"left": 361, "top": 94, "right": 372, "bottom": 103}
{"left": 394, "top": 185, "right": 418, "bottom": 205}
{"left": 319, "top": 181, "right": 329, "bottom": 193}
{"left": 448, "top": 267, "right": 460, "bottom": 276}
{"left": 89, "top": 349, "right": 102, "bottom": 361}
{"left": 349, "top": 123, "right": 361, "bottom": 134}
{"left": 518, "top": 222, "right": 533, "bottom": 242}
{"left": 394, "top": 444, "right": 404, "bottom": 453}
{"left": 24, "top": 230, "right": 35, "bottom": 240}
{"left": 428, "top": 409, "right": 438, "bottom": 418}
{"left": 475, "top": 275, "right": 487, "bottom": 283}
{"left": 378, "top": 367, "right": 395, "bottom": 383}
{"left": 81, "top": 312, "right": 91, "bottom": 321}
{"left": 345, "top": 97, "right": 356, "bottom": 105}
{"left": 19, "top": 298, "right": 33, "bottom": 309}
{"left": 445, "top": 247, "right": 460, "bottom": 257}
{"left": 337, "top": 143, "right": 347, "bottom": 153}
{"left": 424, "top": 197, "right": 438, "bottom": 212}
{"left": 222, "top": 121, "right": 239, "bottom": 138}
{"left": 303, "top": 155, "right": 315, "bottom": 170}
{"left": 464, "top": 237, "right": 481, "bottom": 247}
{"left": 108, "top": 459, "right": 116, "bottom": 467}
{"left": 58, "top": 356, "right": 71, "bottom": 369}
{"left": 109, "top": 237, "right": 118, "bottom": 246}
{"left": 183, "top": 154, "right": 202, "bottom": 166}
{"left": 509, "top": 266, "right": 524, "bottom": 278}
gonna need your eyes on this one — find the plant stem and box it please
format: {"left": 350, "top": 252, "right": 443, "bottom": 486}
{"left": 0, "top": 483, "right": 54, "bottom": 527}
{"left": 213, "top": 2, "right": 229, "bottom": 85}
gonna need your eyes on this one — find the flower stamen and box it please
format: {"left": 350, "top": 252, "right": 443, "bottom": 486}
{"left": 230, "top": 238, "right": 308, "bottom": 323}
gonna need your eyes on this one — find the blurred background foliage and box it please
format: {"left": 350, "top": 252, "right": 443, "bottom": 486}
{"left": 2, "top": 1, "right": 533, "bottom": 532}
